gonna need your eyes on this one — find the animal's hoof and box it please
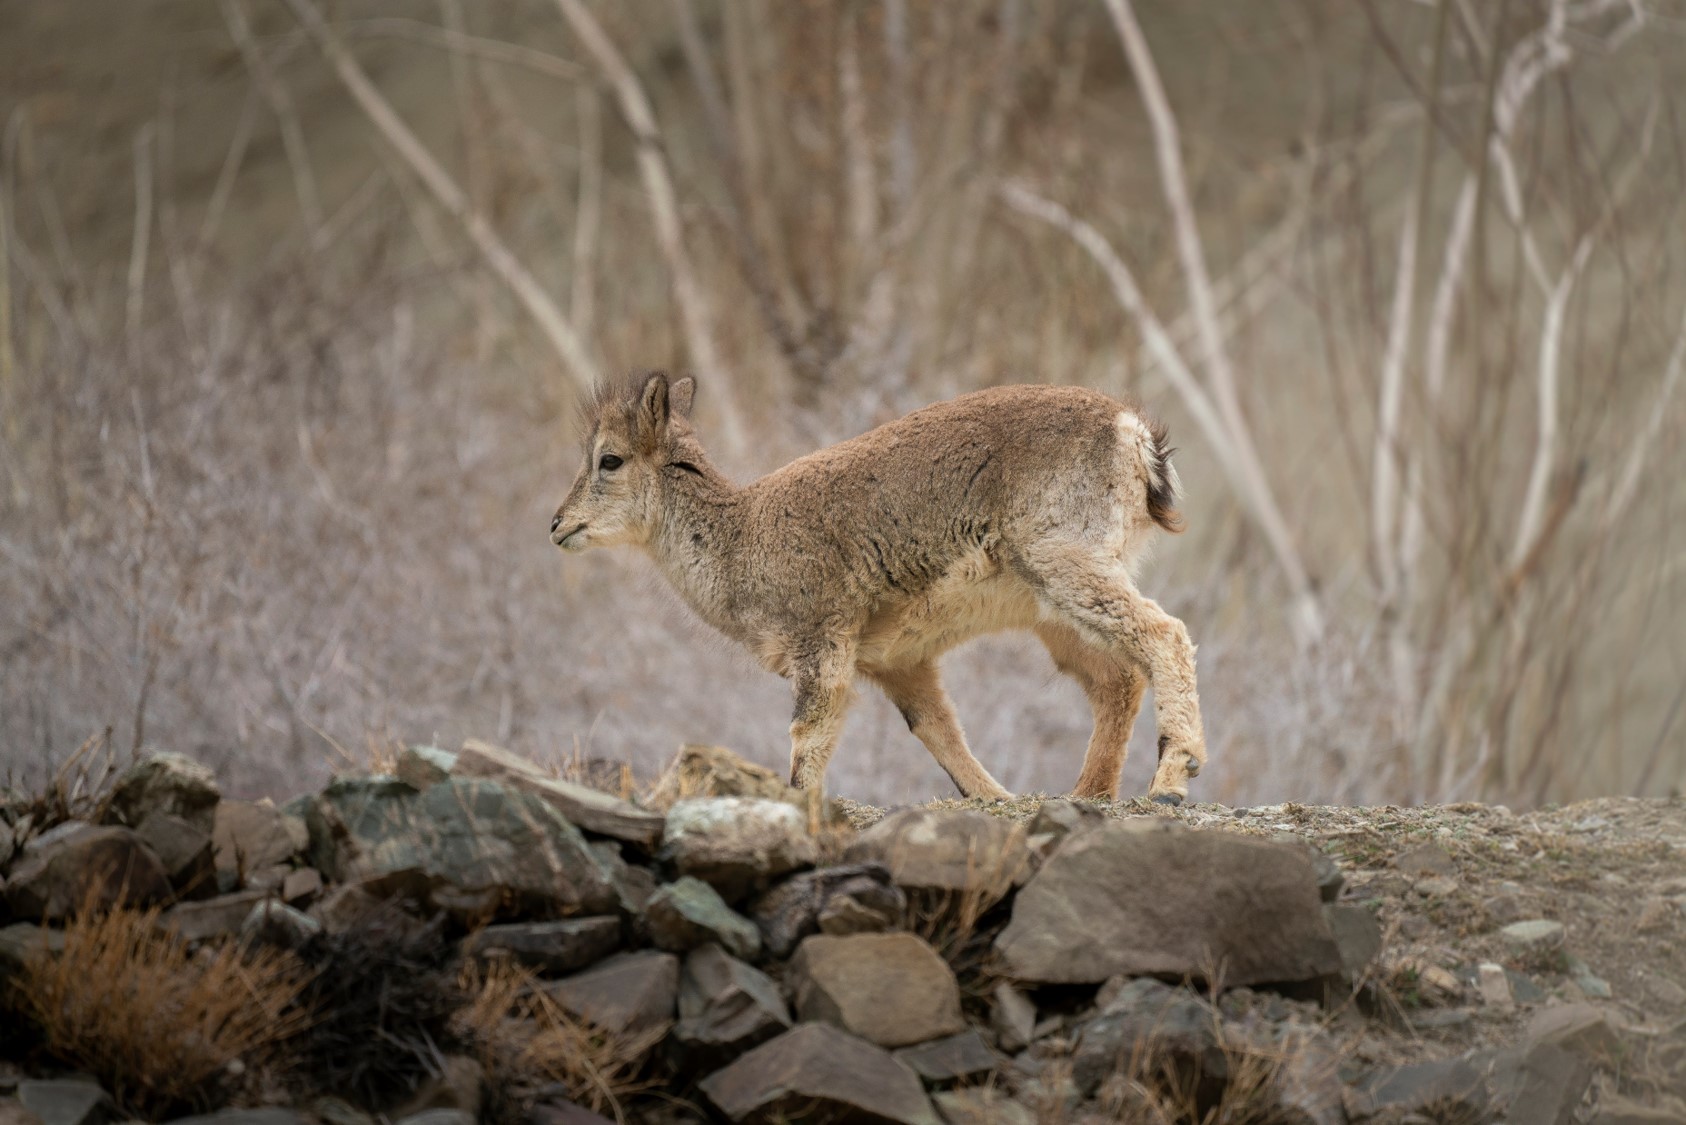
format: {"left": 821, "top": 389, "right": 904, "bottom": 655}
{"left": 1151, "top": 792, "right": 1184, "bottom": 807}
{"left": 1184, "top": 754, "right": 1202, "bottom": 778}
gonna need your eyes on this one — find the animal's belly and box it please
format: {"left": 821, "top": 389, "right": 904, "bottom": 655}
{"left": 856, "top": 553, "right": 1043, "bottom": 672}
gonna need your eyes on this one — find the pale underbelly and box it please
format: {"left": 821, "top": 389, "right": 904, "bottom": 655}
{"left": 855, "top": 557, "right": 1044, "bottom": 674}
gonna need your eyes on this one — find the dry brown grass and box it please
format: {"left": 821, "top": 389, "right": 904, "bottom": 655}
{"left": 8, "top": 898, "right": 311, "bottom": 1119}
{"left": 452, "top": 960, "right": 668, "bottom": 1125}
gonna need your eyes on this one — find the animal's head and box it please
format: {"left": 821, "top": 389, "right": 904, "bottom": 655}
{"left": 550, "top": 371, "right": 702, "bottom": 552}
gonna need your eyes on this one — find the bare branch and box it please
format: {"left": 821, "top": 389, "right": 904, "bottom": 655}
{"left": 284, "top": 0, "right": 602, "bottom": 396}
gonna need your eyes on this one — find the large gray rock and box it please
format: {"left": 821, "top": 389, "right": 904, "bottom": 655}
{"left": 698, "top": 1022, "right": 940, "bottom": 1125}
{"left": 845, "top": 808, "right": 1029, "bottom": 903}
{"left": 104, "top": 752, "right": 219, "bottom": 834}
{"left": 213, "top": 800, "right": 308, "bottom": 888}
{"left": 547, "top": 950, "right": 679, "bottom": 1036}
{"left": 673, "top": 943, "right": 792, "bottom": 1069}
{"left": 160, "top": 890, "right": 271, "bottom": 943}
{"left": 1525, "top": 1003, "right": 1625, "bottom": 1060}
{"left": 661, "top": 798, "right": 818, "bottom": 902}
{"left": 749, "top": 863, "right": 905, "bottom": 958}
{"left": 5, "top": 824, "right": 172, "bottom": 921}
{"left": 303, "top": 777, "right": 618, "bottom": 917}
{"left": 788, "top": 932, "right": 966, "bottom": 1048}
{"left": 1071, "top": 979, "right": 1226, "bottom": 1098}
{"left": 1482, "top": 1043, "right": 1592, "bottom": 1125}
{"left": 15, "top": 1081, "right": 114, "bottom": 1125}
{"left": 408, "top": 741, "right": 665, "bottom": 848}
{"left": 0, "top": 923, "right": 64, "bottom": 982}
{"left": 1324, "top": 902, "right": 1383, "bottom": 978}
{"left": 644, "top": 876, "right": 761, "bottom": 959}
{"left": 893, "top": 1029, "right": 999, "bottom": 1084}
{"left": 995, "top": 820, "right": 1343, "bottom": 987}
{"left": 462, "top": 917, "right": 622, "bottom": 975}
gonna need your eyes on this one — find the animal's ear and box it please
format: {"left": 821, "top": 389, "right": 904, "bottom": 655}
{"left": 669, "top": 375, "right": 696, "bottom": 418}
{"left": 638, "top": 371, "right": 671, "bottom": 446}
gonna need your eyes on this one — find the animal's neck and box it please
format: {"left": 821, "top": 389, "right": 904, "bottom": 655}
{"left": 645, "top": 464, "right": 750, "bottom": 636}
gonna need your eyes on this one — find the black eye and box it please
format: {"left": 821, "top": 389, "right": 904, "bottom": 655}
{"left": 598, "top": 454, "right": 623, "bottom": 472}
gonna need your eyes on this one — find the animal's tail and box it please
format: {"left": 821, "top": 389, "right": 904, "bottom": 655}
{"left": 1143, "top": 416, "right": 1184, "bottom": 533}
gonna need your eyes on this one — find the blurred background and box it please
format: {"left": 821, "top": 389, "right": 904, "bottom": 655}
{"left": 2, "top": 0, "right": 1683, "bottom": 808}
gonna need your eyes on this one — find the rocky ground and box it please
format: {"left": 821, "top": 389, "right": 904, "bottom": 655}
{"left": 1, "top": 742, "right": 1682, "bottom": 1125}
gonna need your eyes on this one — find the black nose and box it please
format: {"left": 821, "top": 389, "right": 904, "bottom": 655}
{"left": 550, "top": 514, "right": 562, "bottom": 534}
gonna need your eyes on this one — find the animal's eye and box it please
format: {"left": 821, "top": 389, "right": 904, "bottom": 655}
{"left": 598, "top": 454, "right": 623, "bottom": 472}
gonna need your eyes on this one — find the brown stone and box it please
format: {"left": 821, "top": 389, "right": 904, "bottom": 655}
{"left": 213, "top": 800, "right": 308, "bottom": 886}
{"left": 462, "top": 917, "right": 622, "bottom": 975}
{"left": 845, "top": 807, "right": 1029, "bottom": 903}
{"left": 159, "top": 890, "right": 269, "bottom": 942}
{"left": 134, "top": 811, "right": 216, "bottom": 898}
{"left": 698, "top": 1022, "right": 939, "bottom": 1125}
{"left": 104, "top": 752, "right": 219, "bottom": 834}
{"left": 996, "top": 820, "right": 1342, "bottom": 987}
{"left": 547, "top": 950, "right": 678, "bottom": 1036}
{"left": 4, "top": 825, "right": 172, "bottom": 921}
{"left": 788, "top": 932, "right": 965, "bottom": 1048}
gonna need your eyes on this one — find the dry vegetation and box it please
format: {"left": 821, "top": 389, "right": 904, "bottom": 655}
{"left": 1, "top": 0, "right": 1684, "bottom": 808}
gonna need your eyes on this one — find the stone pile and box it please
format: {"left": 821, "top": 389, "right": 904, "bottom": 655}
{"left": 0, "top": 746, "right": 1673, "bottom": 1125}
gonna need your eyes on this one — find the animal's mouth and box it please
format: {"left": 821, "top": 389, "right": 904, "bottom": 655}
{"left": 553, "top": 522, "right": 588, "bottom": 550}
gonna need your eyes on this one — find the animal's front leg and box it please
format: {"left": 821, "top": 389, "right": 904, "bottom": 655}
{"left": 787, "top": 639, "right": 857, "bottom": 790}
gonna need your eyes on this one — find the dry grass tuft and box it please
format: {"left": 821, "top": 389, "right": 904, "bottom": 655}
{"left": 7, "top": 898, "right": 309, "bottom": 1119}
{"left": 453, "top": 960, "right": 667, "bottom": 1125}
{"left": 4, "top": 728, "right": 122, "bottom": 840}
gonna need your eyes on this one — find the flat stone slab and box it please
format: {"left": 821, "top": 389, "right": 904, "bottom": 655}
{"left": 461, "top": 917, "right": 622, "bottom": 975}
{"left": 893, "top": 1029, "right": 1000, "bottom": 1084}
{"left": 5, "top": 825, "right": 173, "bottom": 921}
{"left": 845, "top": 807, "right": 1029, "bottom": 902}
{"left": 698, "top": 1022, "right": 940, "bottom": 1125}
{"left": 426, "top": 740, "right": 665, "bottom": 848}
{"left": 644, "top": 876, "right": 761, "bottom": 959}
{"left": 995, "top": 820, "right": 1342, "bottom": 987}
{"left": 547, "top": 950, "right": 679, "bottom": 1036}
{"left": 788, "top": 932, "right": 965, "bottom": 1048}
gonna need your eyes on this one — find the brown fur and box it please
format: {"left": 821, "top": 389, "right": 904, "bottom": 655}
{"left": 551, "top": 372, "right": 1207, "bottom": 803}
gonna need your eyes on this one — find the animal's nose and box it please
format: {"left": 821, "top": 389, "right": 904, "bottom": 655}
{"left": 550, "top": 514, "right": 562, "bottom": 535}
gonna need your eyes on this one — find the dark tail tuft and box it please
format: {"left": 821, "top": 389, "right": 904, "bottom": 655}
{"left": 1146, "top": 417, "right": 1184, "bottom": 533}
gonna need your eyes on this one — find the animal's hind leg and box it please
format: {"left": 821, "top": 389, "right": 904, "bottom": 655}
{"left": 869, "top": 662, "right": 1011, "bottom": 800}
{"left": 1037, "top": 623, "right": 1147, "bottom": 800}
{"left": 1014, "top": 543, "right": 1206, "bottom": 804}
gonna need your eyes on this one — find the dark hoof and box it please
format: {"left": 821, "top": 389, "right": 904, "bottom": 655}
{"left": 1151, "top": 792, "right": 1184, "bottom": 807}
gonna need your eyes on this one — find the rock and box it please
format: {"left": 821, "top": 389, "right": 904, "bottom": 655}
{"left": 649, "top": 744, "right": 803, "bottom": 808}
{"left": 1592, "top": 1095, "right": 1686, "bottom": 1124}
{"left": 996, "top": 820, "right": 1342, "bottom": 987}
{"left": 1345, "top": 1057, "right": 1486, "bottom": 1122}
{"left": 644, "top": 876, "right": 761, "bottom": 959}
{"left": 788, "top": 932, "right": 965, "bottom": 1048}
{"left": 390, "top": 1112, "right": 473, "bottom": 1125}
{"left": 526, "top": 1101, "right": 617, "bottom": 1125}
{"left": 134, "top": 811, "right": 216, "bottom": 898}
{"left": 164, "top": 1112, "right": 315, "bottom": 1125}
{"left": 462, "top": 917, "right": 622, "bottom": 975}
{"left": 240, "top": 899, "right": 323, "bottom": 949}
{"left": 548, "top": 950, "right": 679, "bottom": 1035}
{"left": 1477, "top": 962, "right": 1513, "bottom": 1007}
{"left": 749, "top": 863, "right": 905, "bottom": 958}
{"left": 1483, "top": 1043, "right": 1592, "bottom": 1125}
{"left": 1501, "top": 918, "right": 1566, "bottom": 952}
{"left": 104, "top": 752, "right": 219, "bottom": 834}
{"left": 160, "top": 889, "right": 270, "bottom": 942}
{"left": 1526, "top": 1003, "right": 1624, "bottom": 1060}
{"left": 932, "top": 1088, "right": 1034, "bottom": 1125}
{"left": 661, "top": 798, "right": 817, "bottom": 902}
{"left": 1635, "top": 897, "right": 1674, "bottom": 934}
{"left": 1394, "top": 842, "right": 1456, "bottom": 878}
{"left": 673, "top": 943, "right": 792, "bottom": 1068}
{"left": 282, "top": 867, "right": 323, "bottom": 906}
{"left": 305, "top": 777, "right": 619, "bottom": 917}
{"left": 1026, "top": 799, "right": 1107, "bottom": 842}
{"left": 395, "top": 745, "right": 458, "bottom": 791}
{"left": 990, "top": 981, "right": 1038, "bottom": 1052}
{"left": 1413, "top": 875, "right": 1458, "bottom": 897}
{"left": 14, "top": 1082, "right": 114, "bottom": 1125}
{"left": 589, "top": 840, "right": 657, "bottom": 916}
{"left": 893, "top": 1029, "right": 999, "bottom": 1084}
{"left": 213, "top": 800, "right": 308, "bottom": 888}
{"left": 440, "top": 740, "right": 666, "bottom": 848}
{"left": 1566, "top": 955, "right": 1613, "bottom": 999}
{"left": 1310, "top": 851, "right": 1345, "bottom": 903}
{"left": 309, "top": 879, "right": 389, "bottom": 932}
{"left": 698, "top": 1022, "right": 939, "bottom": 1125}
{"left": 845, "top": 807, "right": 1029, "bottom": 903}
{"left": 0, "top": 923, "right": 63, "bottom": 981}
{"left": 1323, "top": 903, "right": 1381, "bottom": 979}
{"left": 1071, "top": 979, "right": 1226, "bottom": 1098}
{"left": 5, "top": 825, "right": 173, "bottom": 921}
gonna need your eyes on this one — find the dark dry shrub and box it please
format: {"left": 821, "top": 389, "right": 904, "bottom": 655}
{"left": 286, "top": 906, "right": 466, "bottom": 1110}
{"left": 8, "top": 898, "right": 308, "bottom": 1119}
